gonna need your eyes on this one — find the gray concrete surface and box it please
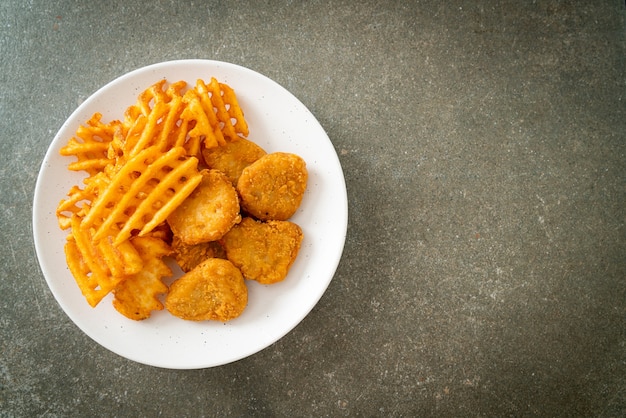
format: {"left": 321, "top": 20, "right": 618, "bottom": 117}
{"left": 1, "top": 0, "right": 625, "bottom": 416}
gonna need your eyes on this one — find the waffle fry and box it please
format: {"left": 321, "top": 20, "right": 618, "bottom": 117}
{"left": 60, "top": 113, "right": 122, "bottom": 176}
{"left": 180, "top": 89, "right": 212, "bottom": 153}
{"left": 64, "top": 237, "right": 112, "bottom": 307}
{"left": 82, "top": 146, "right": 203, "bottom": 246}
{"left": 57, "top": 185, "right": 92, "bottom": 230}
{"left": 120, "top": 78, "right": 248, "bottom": 160}
{"left": 122, "top": 81, "right": 189, "bottom": 160}
{"left": 189, "top": 78, "right": 249, "bottom": 149}
{"left": 65, "top": 214, "right": 143, "bottom": 307}
{"left": 56, "top": 171, "right": 110, "bottom": 230}
{"left": 113, "top": 236, "right": 172, "bottom": 320}
{"left": 126, "top": 100, "right": 173, "bottom": 157}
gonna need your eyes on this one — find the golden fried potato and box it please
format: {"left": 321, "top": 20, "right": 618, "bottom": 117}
{"left": 64, "top": 214, "right": 143, "bottom": 307}
{"left": 220, "top": 217, "right": 303, "bottom": 284}
{"left": 112, "top": 236, "right": 172, "bottom": 320}
{"left": 201, "top": 136, "right": 266, "bottom": 185}
{"left": 82, "top": 145, "right": 203, "bottom": 246}
{"left": 59, "top": 112, "right": 120, "bottom": 176}
{"left": 236, "top": 152, "right": 307, "bottom": 221}
{"left": 165, "top": 258, "right": 248, "bottom": 321}
{"left": 192, "top": 78, "right": 249, "bottom": 147}
{"left": 167, "top": 169, "right": 241, "bottom": 245}
{"left": 171, "top": 235, "right": 226, "bottom": 273}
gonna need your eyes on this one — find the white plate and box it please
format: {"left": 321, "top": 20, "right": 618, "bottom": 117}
{"left": 33, "top": 60, "right": 348, "bottom": 369}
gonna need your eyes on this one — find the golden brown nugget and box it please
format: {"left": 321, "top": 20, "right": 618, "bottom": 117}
{"left": 201, "top": 136, "right": 267, "bottom": 185}
{"left": 172, "top": 235, "right": 226, "bottom": 273}
{"left": 167, "top": 169, "right": 241, "bottom": 245}
{"left": 236, "top": 152, "right": 307, "bottom": 221}
{"left": 220, "top": 217, "right": 303, "bottom": 284}
{"left": 165, "top": 258, "right": 248, "bottom": 321}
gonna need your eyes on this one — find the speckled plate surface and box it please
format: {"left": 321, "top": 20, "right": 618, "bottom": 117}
{"left": 33, "top": 60, "right": 347, "bottom": 369}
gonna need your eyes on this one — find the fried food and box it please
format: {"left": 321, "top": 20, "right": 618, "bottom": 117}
{"left": 57, "top": 76, "right": 308, "bottom": 320}
{"left": 112, "top": 236, "right": 172, "bottom": 320}
{"left": 201, "top": 135, "right": 267, "bottom": 185}
{"left": 56, "top": 171, "right": 110, "bottom": 230}
{"left": 165, "top": 258, "right": 248, "bottom": 321}
{"left": 81, "top": 146, "right": 203, "bottom": 246}
{"left": 64, "top": 214, "right": 143, "bottom": 307}
{"left": 236, "top": 152, "right": 308, "bottom": 221}
{"left": 220, "top": 217, "right": 303, "bottom": 284}
{"left": 193, "top": 78, "right": 249, "bottom": 145}
{"left": 167, "top": 169, "right": 241, "bottom": 245}
{"left": 59, "top": 112, "right": 122, "bottom": 176}
{"left": 172, "top": 235, "right": 226, "bottom": 273}
{"left": 119, "top": 78, "right": 248, "bottom": 159}
{"left": 121, "top": 80, "right": 187, "bottom": 159}
{"left": 175, "top": 78, "right": 249, "bottom": 152}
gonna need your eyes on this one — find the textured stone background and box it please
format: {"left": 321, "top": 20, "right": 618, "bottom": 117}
{"left": 1, "top": 1, "right": 624, "bottom": 416}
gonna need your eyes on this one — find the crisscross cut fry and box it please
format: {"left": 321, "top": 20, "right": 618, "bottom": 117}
{"left": 118, "top": 78, "right": 248, "bottom": 160}
{"left": 113, "top": 236, "right": 172, "bottom": 320}
{"left": 121, "top": 81, "right": 190, "bottom": 161}
{"left": 56, "top": 171, "right": 110, "bottom": 230}
{"left": 65, "top": 214, "right": 143, "bottom": 307}
{"left": 64, "top": 237, "right": 111, "bottom": 307}
{"left": 60, "top": 113, "right": 123, "bottom": 176}
{"left": 194, "top": 77, "right": 249, "bottom": 147}
{"left": 82, "top": 146, "right": 203, "bottom": 245}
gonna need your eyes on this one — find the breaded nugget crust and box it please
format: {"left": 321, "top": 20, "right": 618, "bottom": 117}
{"left": 167, "top": 169, "right": 241, "bottom": 245}
{"left": 236, "top": 152, "right": 307, "bottom": 221}
{"left": 165, "top": 258, "right": 248, "bottom": 321}
{"left": 171, "top": 235, "right": 226, "bottom": 273}
{"left": 220, "top": 217, "right": 303, "bottom": 284}
{"left": 201, "top": 136, "right": 267, "bottom": 185}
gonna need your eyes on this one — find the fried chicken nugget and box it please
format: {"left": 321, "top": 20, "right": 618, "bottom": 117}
{"left": 171, "top": 235, "right": 226, "bottom": 273}
{"left": 220, "top": 217, "right": 303, "bottom": 284}
{"left": 165, "top": 258, "right": 247, "bottom": 321}
{"left": 167, "top": 169, "right": 241, "bottom": 245}
{"left": 236, "top": 152, "right": 307, "bottom": 221}
{"left": 201, "top": 135, "right": 267, "bottom": 185}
